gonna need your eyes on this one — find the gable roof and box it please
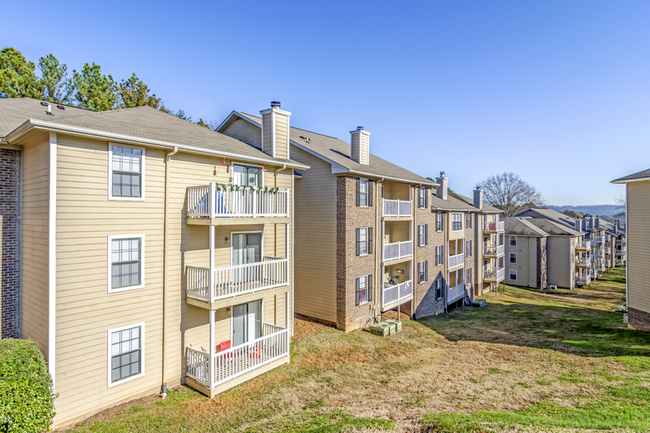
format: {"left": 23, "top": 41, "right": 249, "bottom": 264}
{"left": 514, "top": 208, "right": 577, "bottom": 229}
{"left": 611, "top": 168, "right": 650, "bottom": 183}
{"left": 505, "top": 217, "right": 550, "bottom": 237}
{"left": 223, "top": 111, "right": 436, "bottom": 186}
{"left": 430, "top": 191, "right": 476, "bottom": 212}
{"left": 449, "top": 191, "right": 503, "bottom": 213}
{"left": 0, "top": 98, "right": 308, "bottom": 169}
{"left": 506, "top": 216, "right": 581, "bottom": 237}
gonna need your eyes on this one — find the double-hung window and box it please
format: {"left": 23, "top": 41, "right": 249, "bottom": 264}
{"left": 355, "top": 275, "right": 372, "bottom": 305}
{"left": 356, "top": 178, "right": 373, "bottom": 207}
{"left": 435, "top": 212, "right": 443, "bottom": 232}
{"left": 451, "top": 213, "right": 463, "bottom": 231}
{"left": 466, "top": 240, "right": 472, "bottom": 257}
{"left": 109, "top": 145, "right": 144, "bottom": 200}
{"left": 417, "top": 261, "right": 428, "bottom": 283}
{"left": 434, "top": 279, "right": 443, "bottom": 299}
{"left": 509, "top": 236, "right": 517, "bottom": 247}
{"left": 418, "top": 187, "right": 428, "bottom": 208}
{"left": 232, "top": 164, "right": 261, "bottom": 187}
{"left": 466, "top": 213, "right": 472, "bottom": 229}
{"left": 356, "top": 227, "right": 373, "bottom": 256}
{"left": 108, "top": 235, "right": 144, "bottom": 293}
{"left": 418, "top": 224, "right": 428, "bottom": 246}
{"left": 509, "top": 252, "right": 517, "bottom": 264}
{"left": 108, "top": 323, "right": 144, "bottom": 386}
{"left": 509, "top": 269, "right": 517, "bottom": 281}
{"left": 435, "top": 245, "right": 444, "bottom": 266}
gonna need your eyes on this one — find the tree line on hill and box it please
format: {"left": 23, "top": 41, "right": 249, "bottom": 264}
{"left": 0, "top": 47, "right": 215, "bottom": 129}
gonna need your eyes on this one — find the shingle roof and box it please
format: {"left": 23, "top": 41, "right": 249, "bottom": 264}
{"left": 611, "top": 168, "right": 650, "bottom": 183}
{"left": 430, "top": 191, "right": 476, "bottom": 211}
{"left": 449, "top": 191, "right": 502, "bottom": 213}
{"left": 505, "top": 217, "right": 550, "bottom": 237}
{"left": 234, "top": 112, "right": 436, "bottom": 186}
{"left": 0, "top": 98, "right": 308, "bottom": 168}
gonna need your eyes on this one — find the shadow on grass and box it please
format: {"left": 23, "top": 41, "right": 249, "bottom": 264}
{"left": 419, "top": 298, "right": 650, "bottom": 358}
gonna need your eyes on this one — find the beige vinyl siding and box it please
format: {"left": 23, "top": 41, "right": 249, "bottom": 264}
{"left": 360, "top": 133, "right": 369, "bottom": 165}
{"left": 627, "top": 181, "right": 650, "bottom": 313}
{"left": 383, "top": 180, "right": 410, "bottom": 201}
{"left": 274, "top": 114, "right": 289, "bottom": 160}
{"left": 21, "top": 133, "right": 50, "bottom": 356}
{"left": 263, "top": 114, "right": 272, "bottom": 155}
{"left": 291, "top": 147, "right": 338, "bottom": 322}
{"left": 54, "top": 135, "right": 166, "bottom": 424}
{"left": 505, "top": 236, "right": 536, "bottom": 288}
{"left": 220, "top": 118, "right": 262, "bottom": 149}
{"left": 547, "top": 236, "right": 573, "bottom": 289}
{"left": 385, "top": 221, "right": 410, "bottom": 244}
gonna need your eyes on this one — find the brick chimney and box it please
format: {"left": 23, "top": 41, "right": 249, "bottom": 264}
{"left": 350, "top": 126, "right": 370, "bottom": 165}
{"left": 260, "top": 101, "right": 291, "bottom": 159}
{"left": 435, "top": 171, "right": 448, "bottom": 200}
{"left": 473, "top": 186, "right": 483, "bottom": 210}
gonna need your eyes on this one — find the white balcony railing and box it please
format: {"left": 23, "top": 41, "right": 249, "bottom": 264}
{"left": 576, "top": 257, "right": 592, "bottom": 267}
{"left": 448, "top": 282, "right": 465, "bottom": 304}
{"left": 604, "top": 247, "right": 611, "bottom": 254}
{"left": 382, "top": 280, "right": 413, "bottom": 308}
{"left": 577, "top": 275, "right": 592, "bottom": 286}
{"left": 186, "top": 324, "right": 289, "bottom": 388}
{"left": 576, "top": 241, "right": 591, "bottom": 250}
{"left": 187, "top": 183, "right": 289, "bottom": 218}
{"left": 383, "top": 240, "right": 413, "bottom": 262}
{"left": 605, "top": 235, "right": 612, "bottom": 242}
{"left": 383, "top": 199, "right": 412, "bottom": 217}
{"left": 484, "top": 221, "right": 505, "bottom": 232}
{"left": 483, "top": 244, "right": 505, "bottom": 256}
{"left": 484, "top": 268, "right": 505, "bottom": 282}
{"left": 448, "top": 253, "right": 464, "bottom": 269}
{"left": 187, "top": 258, "right": 289, "bottom": 303}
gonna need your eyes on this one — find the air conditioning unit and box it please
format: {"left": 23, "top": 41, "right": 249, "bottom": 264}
{"left": 548, "top": 285, "right": 557, "bottom": 290}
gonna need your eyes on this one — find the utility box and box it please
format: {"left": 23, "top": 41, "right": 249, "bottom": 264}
{"left": 385, "top": 320, "right": 403, "bottom": 333}
{"left": 369, "top": 323, "right": 390, "bottom": 337}
{"left": 471, "top": 299, "right": 487, "bottom": 308}
{"left": 385, "top": 321, "right": 397, "bottom": 335}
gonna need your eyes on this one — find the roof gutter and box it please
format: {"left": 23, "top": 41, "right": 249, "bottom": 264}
{"left": 346, "top": 169, "right": 438, "bottom": 187}
{"left": 3, "top": 119, "right": 310, "bottom": 170}
{"left": 611, "top": 177, "right": 650, "bottom": 184}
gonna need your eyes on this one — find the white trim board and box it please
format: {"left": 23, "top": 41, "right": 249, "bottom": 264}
{"left": 107, "top": 234, "right": 146, "bottom": 293}
{"left": 108, "top": 143, "right": 146, "bottom": 201}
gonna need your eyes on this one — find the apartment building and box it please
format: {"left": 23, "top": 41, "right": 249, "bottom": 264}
{"left": 504, "top": 216, "right": 585, "bottom": 289}
{"left": 612, "top": 168, "right": 649, "bottom": 331}
{"left": 0, "top": 98, "right": 308, "bottom": 425}
{"left": 218, "top": 105, "right": 441, "bottom": 330}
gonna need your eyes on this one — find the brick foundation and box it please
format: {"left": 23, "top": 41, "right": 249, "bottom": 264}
{"left": 628, "top": 307, "right": 650, "bottom": 332}
{"left": 0, "top": 149, "right": 21, "bottom": 338}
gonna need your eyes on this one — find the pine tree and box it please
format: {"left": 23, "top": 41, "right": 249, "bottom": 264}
{"left": 38, "top": 54, "right": 71, "bottom": 103}
{"left": 0, "top": 47, "right": 42, "bottom": 98}
{"left": 118, "top": 73, "right": 161, "bottom": 109}
{"left": 71, "top": 62, "right": 118, "bottom": 111}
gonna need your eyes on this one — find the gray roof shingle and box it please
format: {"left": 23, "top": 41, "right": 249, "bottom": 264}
{"left": 612, "top": 168, "right": 650, "bottom": 183}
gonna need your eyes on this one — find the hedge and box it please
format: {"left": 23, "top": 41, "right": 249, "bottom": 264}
{"left": 0, "top": 339, "right": 55, "bottom": 432}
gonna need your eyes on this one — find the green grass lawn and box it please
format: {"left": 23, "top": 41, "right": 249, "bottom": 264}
{"left": 66, "top": 268, "right": 650, "bottom": 433}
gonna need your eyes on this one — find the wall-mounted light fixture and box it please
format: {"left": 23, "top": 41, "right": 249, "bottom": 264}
{"left": 225, "top": 237, "right": 229, "bottom": 244}
{"left": 396, "top": 269, "right": 404, "bottom": 274}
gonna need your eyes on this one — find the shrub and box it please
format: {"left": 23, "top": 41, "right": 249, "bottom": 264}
{"left": 0, "top": 339, "right": 55, "bottom": 432}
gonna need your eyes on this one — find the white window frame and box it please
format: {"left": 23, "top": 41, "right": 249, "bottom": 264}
{"left": 230, "top": 230, "right": 264, "bottom": 266}
{"left": 435, "top": 279, "right": 443, "bottom": 299}
{"left": 509, "top": 252, "right": 517, "bottom": 264}
{"left": 435, "top": 212, "right": 443, "bottom": 232}
{"left": 108, "top": 234, "right": 145, "bottom": 293}
{"left": 359, "top": 178, "right": 369, "bottom": 207}
{"left": 451, "top": 213, "right": 463, "bottom": 232}
{"left": 509, "top": 269, "right": 517, "bottom": 281}
{"left": 418, "top": 224, "right": 426, "bottom": 247}
{"left": 231, "top": 162, "right": 265, "bottom": 188}
{"left": 108, "top": 143, "right": 145, "bottom": 201}
{"left": 357, "top": 275, "right": 369, "bottom": 305}
{"left": 358, "top": 227, "right": 368, "bottom": 256}
{"left": 509, "top": 236, "right": 517, "bottom": 247}
{"left": 107, "top": 322, "right": 145, "bottom": 388}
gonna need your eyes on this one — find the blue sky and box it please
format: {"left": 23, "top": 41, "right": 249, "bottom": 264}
{"left": 2, "top": 0, "right": 648, "bottom": 205}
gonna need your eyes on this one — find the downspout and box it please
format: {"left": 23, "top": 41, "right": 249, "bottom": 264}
{"left": 377, "top": 178, "right": 383, "bottom": 320}
{"left": 161, "top": 146, "right": 178, "bottom": 398}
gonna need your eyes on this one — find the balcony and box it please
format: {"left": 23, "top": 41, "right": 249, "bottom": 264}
{"left": 604, "top": 247, "right": 611, "bottom": 254}
{"left": 576, "top": 241, "right": 591, "bottom": 251}
{"left": 605, "top": 234, "right": 612, "bottom": 242}
{"left": 483, "top": 244, "right": 505, "bottom": 257}
{"left": 383, "top": 199, "right": 412, "bottom": 218}
{"left": 382, "top": 280, "right": 413, "bottom": 310}
{"left": 576, "top": 257, "right": 591, "bottom": 267}
{"left": 383, "top": 240, "right": 413, "bottom": 262}
{"left": 616, "top": 239, "right": 626, "bottom": 246}
{"left": 448, "top": 253, "right": 464, "bottom": 270}
{"left": 576, "top": 274, "right": 592, "bottom": 286}
{"left": 448, "top": 282, "right": 466, "bottom": 305}
{"left": 186, "top": 184, "right": 290, "bottom": 225}
{"left": 597, "top": 236, "right": 605, "bottom": 243}
{"left": 186, "top": 323, "right": 289, "bottom": 392}
{"left": 484, "top": 268, "right": 505, "bottom": 282}
{"left": 483, "top": 221, "right": 505, "bottom": 232}
{"left": 186, "top": 258, "right": 289, "bottom": 308}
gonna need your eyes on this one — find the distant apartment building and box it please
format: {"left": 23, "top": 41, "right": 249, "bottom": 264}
{"left": 612, "top": 169, "right": 649, "bottom": 331}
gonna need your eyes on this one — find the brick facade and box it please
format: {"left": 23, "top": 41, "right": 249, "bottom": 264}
{"left": 537, "top": 237, "right": 548, "bottom": 289}
{"left": 628, "top": 307, "right": 650, "bottom": 332}
{"left": 0, "top": 149, "right": 21, "bottom": 338}
{"left": 336, "top": 176, "right": 381, "bottom": 331}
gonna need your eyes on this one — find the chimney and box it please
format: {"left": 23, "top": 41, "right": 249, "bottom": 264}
{"left": 260, "top": 101, "right": 291, "bottom": 159}
{"left": 350, "top": 126, "right": 370, "bottom": 165}
{"left": 575, "top": 218, "right": 582, "bottom": 233}
{"left": 473, "top": 186, "right": 483, "bottom": 210}
{"left": 435, "top": 171, "right": 448, "bottom": 200}
{"left": 595, "top": 216, "right": 600, "bottom": 229}
{"left": 589, "top": 217, "right": 595, "bottom": 230}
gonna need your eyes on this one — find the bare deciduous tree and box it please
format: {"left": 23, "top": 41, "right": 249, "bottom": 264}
{"left": 615, "top": 193, "right": 626, "bottom": 209}
{"left": 478, "top": 172, "right": 546, "bottom": 217}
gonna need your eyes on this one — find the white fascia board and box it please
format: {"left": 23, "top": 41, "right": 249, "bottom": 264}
{"left": 611, "top": 177, "right": 650, "bottom": 184}
{"left": 216, "top": 111, "right": 262, "bottom": 133}
{"left": 5, "top": 119, "right": 309, "bottom": 170}
{"left": 346, "top": 169, "right": 438, "bottom": 187}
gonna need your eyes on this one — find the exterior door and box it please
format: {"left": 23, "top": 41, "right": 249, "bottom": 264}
{"left": 232, "top": 232, "right": 262, "bottom": 285}
{"left": 232, "top": 300, "right": 262, "bottom": 347}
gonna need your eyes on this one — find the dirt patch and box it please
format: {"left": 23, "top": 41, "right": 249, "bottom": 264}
{"left": 293, "top": 313, "right": 335, "bottom": 340}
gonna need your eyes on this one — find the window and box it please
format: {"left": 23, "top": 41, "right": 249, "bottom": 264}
{"left": 109, "top": 145, "right": 144, "bottom": 200}
{"left": 451, "top": 213, "right": 463, "bottom": 231}
{"left": 418, "top": 224, "right": 428, "bottom": 246}
{"left": 435, "top": 245, "right": 444, "bottom": 266}
{"left": 509, "top": 269, "right": 517, "bottom": 281}
{"left": 108, "top": 235, "right": 144, "bottom": 293}
{"left": 355, "top": 275, "right": 372, "bottom": 305}
{"left": 108, "top": 323, "right": 144, "bottom": 387}
{"left": 509, "top": 252, "right": 517, "bottom": 264}
{"left": 435, "top": 212, "right": 443, "bottom": 232}
{"left": 356, "top": 227, "right": 373, "bottom": 256}
{"left": 434, "top": 279, "right": 443, "bottom": 299}
{"left": 466, "top": 240, "right": 472, "bottom": 257}
{"left": 356, "top": 178, "right": 373, "bottom": 207}
{"left": 509, "top": 236, "right": 517, "bottom": 247}
{"left": 232, "top": 164, "right": 261, "bottom": 187}
{"left": 418, "top": 261, "right": 428, "bottom": 283}
{"left": 466, "top": 268, "right": 472, "bottom": 285}
{"left": 466, "top": 213, "right": 472, "bottom": 229}
{"left": 418, "top": 187, "right": 428, "bottom": 208}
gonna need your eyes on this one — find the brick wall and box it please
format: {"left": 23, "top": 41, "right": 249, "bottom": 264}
{"left": 628, "top": 307, "right": 650, "bottom": 332}
{"left": 336, "top": 176, "right": 380, "bottom": 331}
{"left": 0, "top": 149, "right": 21, "bottom": 338}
